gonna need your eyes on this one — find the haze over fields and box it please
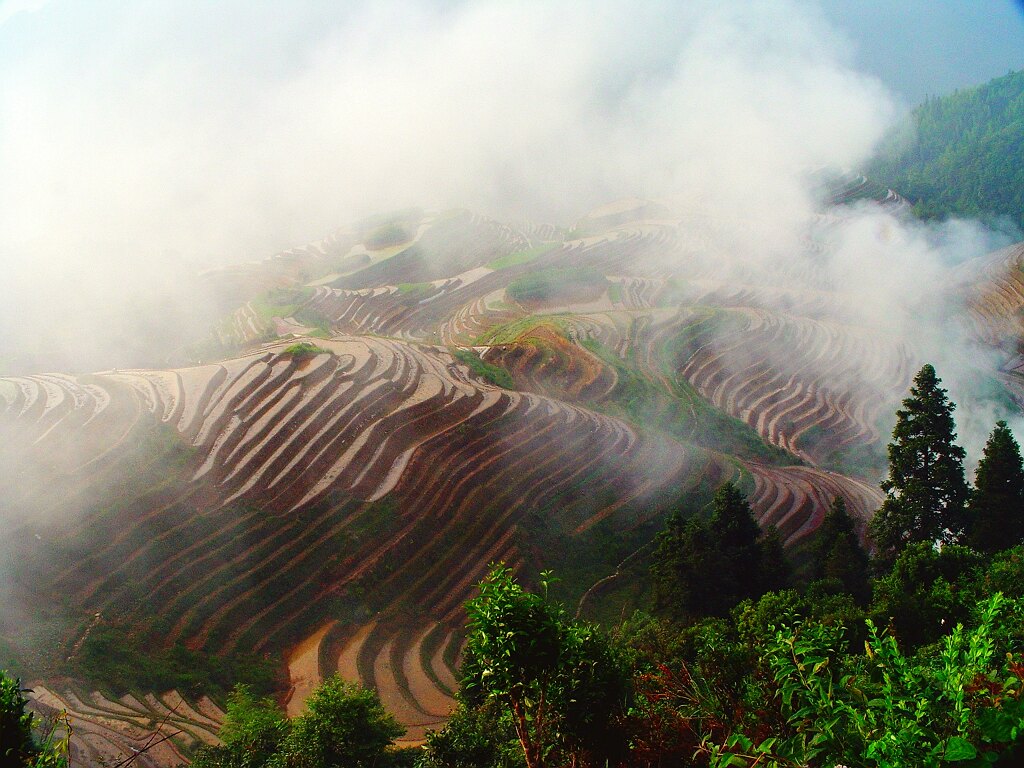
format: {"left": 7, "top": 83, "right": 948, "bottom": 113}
{"left": 2, "top": 2, "right": 1024, "bottom": 764}
{"left": 0, "top": 0, "right": 1020, "bottom": 375}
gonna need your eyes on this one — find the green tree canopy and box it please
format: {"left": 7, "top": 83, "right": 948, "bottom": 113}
{"left": 967, "top": 420, "right": 1024, "bottom": 554}
{"left": 459, "top": 566, "right": 631, "bottom": 768}
{"left": 285, "top": 676, "right": 404, "bottom": 768}
{"left": 867, "top": 69, "right": 1024, "bottom": 231}
{"left": 192, "top": 676, "right": 403, "bottom": 768}
{"left": 871, "top": 542, "right": 984, "bottom": 650}
{"left": 869, "top": 364, "right": 969, "bottom": 564}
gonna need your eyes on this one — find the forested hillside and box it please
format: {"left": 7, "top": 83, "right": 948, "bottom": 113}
{"left": 868, "top": 69, "right": 1024, "bottom": 230}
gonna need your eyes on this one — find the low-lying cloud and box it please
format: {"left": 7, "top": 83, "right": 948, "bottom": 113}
{"left": 0, "top": 0, "right": 897, "bottom": 369}
{"left": 1, "top": 0, "right": 1021, "bottom": 467}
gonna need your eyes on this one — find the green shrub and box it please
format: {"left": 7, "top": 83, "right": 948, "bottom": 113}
{"left": 193, "top": 676, "right": 404, "bottom": 768}
{"left": 1, "top": 671, "right": 68, "bottom": 768}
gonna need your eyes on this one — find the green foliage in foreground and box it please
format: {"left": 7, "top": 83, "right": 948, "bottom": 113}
{"left": 1, "top": 671, "right": 68, "bottom": 768}
{"left": 867, "top": 69, "right": 1024, "bottom": 230}
{"left": 421, "top": 557, "right": 1024, "bottom": 768}
{"left": 450, "top": 348, "right": 515, "bottom": 390}
{"left": 444, "top": 566, "right": 633, "bottom": 768}
{"left": 193, "top": 677, "right": 412, "bottom": 768}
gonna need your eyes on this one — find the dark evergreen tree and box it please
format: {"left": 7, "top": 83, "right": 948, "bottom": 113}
{"left": 757, "top": 525, "right": 793, "bottom": 595}
{"left": 966, "top": 420, "right": 1024, "bottom": 553}
{"left": 651, "top": 483, "right": 788, "bottom": 620}
{"left": 809, "top": 497, "right": 871, "bottom": 603}
{"left": 869, "top": 364, "right": 969, "bottom": 564}
{"left": 709, "top": 482, "right": 764, "bottom": 610}
{"left": 651, "top": 513, "right": 718, "bottom": 619}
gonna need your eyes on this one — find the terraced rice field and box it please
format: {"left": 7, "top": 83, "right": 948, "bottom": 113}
{"left": 26, "top": 684, "right": 223, "bottom": 767}
{"left": 5, "top": 188, "right": 1021, "bottom": 758}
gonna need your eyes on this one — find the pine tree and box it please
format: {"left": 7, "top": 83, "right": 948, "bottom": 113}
{"left": 651, "top": 512, "right": 719, "bottom": 619}
{"left": 966, "top": 420, "right": 1024, "bottom": 553}
{"left": 758, "top": 525, "right": 793, "bottom": 594}
{"left": 810, "top": 496, "right": 871, "bottom": 603}
{"left": 708, "top": 482, "right": 765, "bottom": 610}
{"left": 869, "top": 364, "right": 969, "bottom": 564}
{"left": 650, "top": 483, "right": 786, "bottom": 620}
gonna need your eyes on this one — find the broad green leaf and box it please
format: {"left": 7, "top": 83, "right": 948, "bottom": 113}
{"left": 943, "top": 736, "right": 978, "bottom": 761}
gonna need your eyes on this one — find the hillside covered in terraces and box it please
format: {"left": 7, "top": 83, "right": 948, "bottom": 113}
{"left": 5, "top": 172, "right": 1024, "bottom": 764}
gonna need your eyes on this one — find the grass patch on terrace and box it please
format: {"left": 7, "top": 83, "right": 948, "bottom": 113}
{"left": 506, "top": 266, "right": 609, "bottom": 305}
{"left": 283, "top": 341, "right": 330, "bottom": 358}
{"left": 799, "top": 422, "right": 887, "bottom": 479}
{"left": 251, "top": 287, "right": 313, "bottom": 324}
{"left": 486, "top": 243, "right": 558, "bottom": 270}
{"left": 580, "top": 332, "right": 796, "bottom": 466}
{"left": 396, "top": 281, "right": 433, "bottom": 296}
{"left": 474, "top": 315, "right": 573, "bottom": 346}
{"left": 656, "top": 276, "right": 692, "bottom": 306}
{"left": 451, "top": 348, "right": 514, "bottom": 389}
{"left": 73, "top": 619, "right": 280, "bottom": 701}
{"left": 365, "top": 222, "right": 413, "bottom": 250}
{"left": 607, "top": 282, "right": 623, "bottom": 303}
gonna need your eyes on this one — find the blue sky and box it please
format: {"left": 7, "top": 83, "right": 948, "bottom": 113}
{"left": 1, "top": 1, "right": 1021, "bottom": 105}
{"left": 819, "top": 0, "right": 1024, "bottom": 104}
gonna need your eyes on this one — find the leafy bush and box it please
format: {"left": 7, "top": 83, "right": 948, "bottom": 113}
{"left": 1, "top": 670, "right": 68, "bottom": 768}
{"left": 193, "top": 676, "right": 405, "bottom": 768}
{"left": 704, "top": 593, "right": 1024, "bottom": 768}
{"left": 455, "top": 567, "right": 633, "bottom": 768}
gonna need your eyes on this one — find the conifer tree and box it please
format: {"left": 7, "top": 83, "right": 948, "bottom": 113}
{"left": 650, "top": 482, "right": 786, "bottom": 619}
{"left": 967, "top": 420, "right": 1024, "bottom": 553}
{"left": 758, "top": 525, "right": 793, "bottom": 594}
{"left": 810, "top": 496, "right": 871, "bottom": 603}
{"left": 869, "top": 364, "right": 969, "bottom": 564}
{"left": 710, "top": 481, "right": 765, "bottom": 594}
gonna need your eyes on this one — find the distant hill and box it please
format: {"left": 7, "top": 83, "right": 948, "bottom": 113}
{"left": 868, "top": 69, "right": 1024, "bottom": 230}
